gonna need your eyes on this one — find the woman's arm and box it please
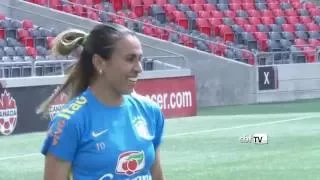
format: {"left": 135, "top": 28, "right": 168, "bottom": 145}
{"left": 151, "top": 148, "right": 165, "bottom": 180}
{"left": 44, "top": 153, "right": 72, "bottom": 180}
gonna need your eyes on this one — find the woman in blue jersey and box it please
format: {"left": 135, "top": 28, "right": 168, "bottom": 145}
{"left": 37, "top": 23, "right": 165, "bottom": 180}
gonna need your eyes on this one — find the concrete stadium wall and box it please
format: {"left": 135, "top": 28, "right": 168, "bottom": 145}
{"left": 256, "top": 63, "right": 320, "bottom": 103}
{"left": 0, "top": 0, "right": 257, "bottom": 108}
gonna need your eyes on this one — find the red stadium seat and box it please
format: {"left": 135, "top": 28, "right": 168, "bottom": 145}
{"left": 0, "top": 29, "right": 5, "bottom": 39}
{"left": 127, "top": 11, "right": 138, "bottom": 19}
{"left": 155, "top": 0, "right": 167, "bottom": 6}
{"left": 16, "top": 28, "right": 29, "bottom": 40}
{"left": 282, "top": 24, "right": 295, "bottom": 32}
{"left": 46, "top": 36, "right": 55, "bottom": 49}
{"left": 261, "top": 17, "right": 275, "bottom": 25}
{"left": 308, "top": 39, "right": 320, "bottom": 47}
{"left": 261, "top": 10, "right": 274, "bottom": 17}
{"left": 171, "top": 11, "right": 188, "bottom": 29}
{"left": 194, "top": 0, "right": 206, "bottom": 4}
{"left": 34, "top": 0, "right": 48, "bottom": 6}
{"left": 87, "top": 10, "right": 99, "bottom": 21}
{"left": 155, "top": 28, "right": 169, "bottom": 40}
{"left": 309, "top": 8, "right": 320, "bottom": 16}
{"left": 291, "top": 2, "right": 302, "bottom": 9}
{"left": 248, "top": 17, "right": 262, "bottom": 25}
{"left": 208, "top": 18, "right": 223, "bottom": 35}
{"left": 243, "top": 0, "right": 254, "bottom": 3}
{"left": 272, "top": 9, "right": 285, "bottom": 17}
{"left": 242, "top": 3, "right": 255, "bottom": 11}
{"left": 93, "top": 3, "right": 104, "bottom": 10}
{"left": 142, "top": 25, "right": 155, "bottom": 37}
{"left": 208, "top": 42, "right": 226, "bottom": 56}
{"left": 110, "top": 0, "right": 123, "bottom": 11}
{"left": 62, "top": 4, "right": 73, "bottom": 14}
{"left": 243, "top": 24, "right": 258, "bottom": 32}
{"left": 83, "top": 0, "right": 93, "bottom": 6}
{"left": 142, "top": 0, "right": 153, "bottom": 13}
{"left": 218, "top": 25, "right": 234, "bottom": 41}
{"left": 181, "top": 0, "right": 193, "bottom": 4}
{"left": 300, "top": 16, "right": 313, "bottom": 24}
{"left": 190, "top": 4, "right": 204, "bottom": 12}
{"left": 302, "top": 46, "right": 316, "bottom": 63}
{"left": 203, "top": 4, "right": 216, "bottom": 11}
{"left": 286, "top": 16, "right": 300, "bottom": 25}
{"left": 179, "top": 34, "right": 194, "bottom": 48}
{"left": 130, "top": 0, "right": 144, "bottom": 17}
{"left": 26, "top": 46, "right": 37, "bottom": 57}
{"left": 163, "top": 4, "right": 177, "bottom": 17}
{"left": 22, "top": 20, "right": 33, "bottom": 30}
{"left": 247, "top": 9, "right": 261, "bottom": 17}
{"left": 73, "top": 4, "right": 85, "bottom": 17}
{"left": 196, "top": 18, "right": 211, "bottom": 36}
{"left": 0, "top": 14, "right": 5, "bottom": 20}
{"left": 234, "top": 17, "right": 249, "bottom": 26}
{"left": 70, "top": 0, "right": 82, "bottom": 3}
{"left": 198, "top": 11, "right": 210, "bottom": 18}
{"left": 229, "top": 3, "right": 242, "bottom": 11}
{"left": 305, "top": 2, "right": 317, "bottom": 9}
{"left": 224, "top": 10, "right": 237, "bottom": 18}
{"left": 210, "top": 10, "right": 224, "bottom": 19}
{"left": 21, "top": 37, "right": 34, "bottom": 48}
{"left": 230, "top": 0, "right": 241, "bottom": 4}
{"left": 49, "top": 0, "right": 61, "bottom": 10}
{"left": 242, "top": 50, "right": 255, "bottom": 65}
{"left": 285, "top": 8, "right": 298, "bottom": 17}
{"left": 254, "top": 32, "right": 268, "bottom": 51}
{"left": 306, "top": 23, "right": 320, "bottom": 31}
{"left": 268, "top": 2, "right": 280, "bottom": 10}
{"left": 294, "top": 38, "right": 307, "bottom": 46}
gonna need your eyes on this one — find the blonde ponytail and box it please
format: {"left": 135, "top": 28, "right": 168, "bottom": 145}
{"left": 37, "top": 29, "right": 89, "bottom": 118}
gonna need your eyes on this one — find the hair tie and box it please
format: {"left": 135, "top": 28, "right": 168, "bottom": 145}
{"left": 81, "top": 35, "right": 88, "bottom": 46}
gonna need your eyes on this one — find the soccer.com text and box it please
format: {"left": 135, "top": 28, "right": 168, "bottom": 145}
{"left": 145, "top": 91, "right": 193, "bottom": 110}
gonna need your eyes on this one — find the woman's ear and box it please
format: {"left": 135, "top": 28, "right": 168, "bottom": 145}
{"left": 92, "top": 54, "right": 105, "bottom": 75}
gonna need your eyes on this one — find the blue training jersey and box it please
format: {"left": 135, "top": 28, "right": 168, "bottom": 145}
{"left": 41, "top": 88, "right": 165, "bottom": 180}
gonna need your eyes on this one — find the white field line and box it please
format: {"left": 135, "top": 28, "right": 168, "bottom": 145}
{"left": 0, "top": 153, "right": 40, "bottom": 161}
{"left": 164, "top": 115, "right": 315, "bottom": 138}
{"left": 0, "top": 115, "right": 316, "bottom": 161}
{"left": 167, "top": 112, "right": 320, "bottom": 121}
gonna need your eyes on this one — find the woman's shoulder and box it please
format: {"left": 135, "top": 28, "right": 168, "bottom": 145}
{"left": 54, "top": 92, "right": 89, "bottom": 122}
{"left": 126, "top": 92, "right": 161, "bottom": 112}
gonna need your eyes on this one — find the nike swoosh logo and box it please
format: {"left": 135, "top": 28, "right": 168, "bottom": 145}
{"left": 92, "top": 129, "right": 108, "bottom": 137}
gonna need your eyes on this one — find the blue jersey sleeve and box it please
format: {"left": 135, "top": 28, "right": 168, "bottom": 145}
{"left": 152, "top": 107, "right": 165, "bottom": 150}
{"left": 41, "top": 117, "right": 80, "bottom": 162}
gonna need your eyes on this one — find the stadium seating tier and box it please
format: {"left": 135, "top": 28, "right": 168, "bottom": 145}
{"left": 24, "top": 0, "right": 320, "bottom": 65}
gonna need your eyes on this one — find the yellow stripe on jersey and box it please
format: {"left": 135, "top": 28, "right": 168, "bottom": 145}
{"left": 68, "top": 170, "right": 73, "bottom": 180}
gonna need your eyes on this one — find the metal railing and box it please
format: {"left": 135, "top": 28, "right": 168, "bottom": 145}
{"left": 0, "top": 59, "right": 75, "bottom": 78}
{"left": 0, "top": 55, "right": 187, "bottom": 77}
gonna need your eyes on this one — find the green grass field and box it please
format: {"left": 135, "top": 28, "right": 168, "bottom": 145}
{"left": 1, "top": 100, "right": 320, "bottom": 180}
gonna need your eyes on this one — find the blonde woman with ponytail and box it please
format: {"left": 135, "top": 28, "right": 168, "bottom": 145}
{"left": 39, "top": 24, "right": 165, "bottom": 180}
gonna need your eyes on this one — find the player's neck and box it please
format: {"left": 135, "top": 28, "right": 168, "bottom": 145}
{"left": 88, "top": 83, "right": 123, "bottom": 107}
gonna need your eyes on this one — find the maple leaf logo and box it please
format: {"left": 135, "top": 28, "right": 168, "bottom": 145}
{"left": 0, "top": 90, "right": 18, "bottom": 136}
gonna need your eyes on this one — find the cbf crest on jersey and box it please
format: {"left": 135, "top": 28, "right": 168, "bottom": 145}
{"left": 132, "top": 116, "right": 153, "bottom": 141}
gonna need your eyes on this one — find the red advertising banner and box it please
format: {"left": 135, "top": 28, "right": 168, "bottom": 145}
{"left": 134, "top": 76, "right": 197, "bottom": 118}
